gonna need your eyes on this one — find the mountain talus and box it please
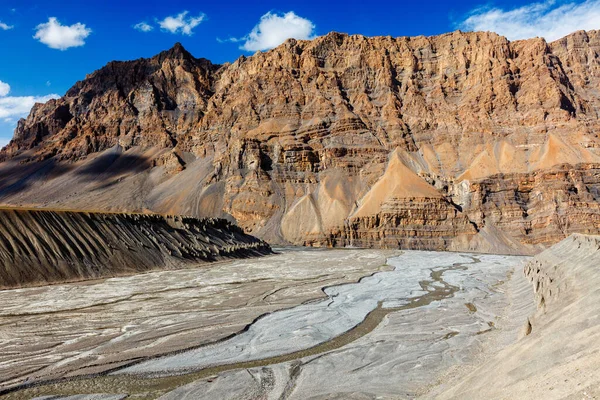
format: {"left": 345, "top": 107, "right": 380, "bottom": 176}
{"left": 2, "top": 30, "right": 600, "bottom": 252}
{"left": 0, "top": 208, "right": 271, "bottom": 289}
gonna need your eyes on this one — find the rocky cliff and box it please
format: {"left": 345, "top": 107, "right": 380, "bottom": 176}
{"left": 0, "top": 208, "right": 271, "bottom": 289}
{"left": 2, "top": 30, "right": 600, "bottom": 251}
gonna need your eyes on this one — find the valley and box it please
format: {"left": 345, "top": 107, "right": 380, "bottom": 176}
{"left": 0, "top": 249, "right": 532, "bottom": 399}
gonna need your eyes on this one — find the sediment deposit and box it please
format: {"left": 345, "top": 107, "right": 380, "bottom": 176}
{"left": 0, "top": 248, "right": 393, "bottom": 393}
{"left": 1, "top": 250, "right": 528, "bottom": 399}
{"left": 4, "top": 235, "right": 599, "bottom": 399}
{"left": 427, "top": 233, "right": 600, "bottom": 399}
{"left": 1, "top": 30, "right": 600, "bottom": 250}
{"left": 0, "top": 208, "right": 270, "bottom": 289}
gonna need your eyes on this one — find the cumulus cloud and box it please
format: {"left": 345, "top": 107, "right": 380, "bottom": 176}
{"left": 34, "top": 17, "right": 91, "bottom": 50}
{"left": 0, "top": 81, "right": 9, "bottom": 97}
{"left": 0, "top": 81, "right": 59, "bottom": 121}
{"left": 239, "top": 11, "right": 316, "bottom": 51}
{"left": 134, "top": 22, "right": 153, "bottom": 32}
{"left": 459, "top": 0, "right": 600, "bottom": 42}
{"left": 158, "top": 11, "right": 205, "bottom": 35}
{"left": 0, "top": 21, "right": 13, "bottom": 30}
{"left": 0, "top": 94, "right": 59, "bottom": 120}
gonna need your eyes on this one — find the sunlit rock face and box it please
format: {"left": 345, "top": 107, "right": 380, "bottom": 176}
{"left": 3, "top": 30, "right": 600, "bottom": 251}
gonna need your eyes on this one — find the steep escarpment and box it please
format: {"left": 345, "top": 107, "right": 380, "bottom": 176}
{"left": 2, "top": 30, "right": 600, "bottom": 251}
{"left": 0, "top": 208, "right": 271, "bottom": 289}
{"left": 434, "top": 234, "right": 600, "bottom": 398}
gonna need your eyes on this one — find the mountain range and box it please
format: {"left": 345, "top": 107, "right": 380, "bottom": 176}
{"left": 2, "top": 29, "right": 600, "bottom": 253}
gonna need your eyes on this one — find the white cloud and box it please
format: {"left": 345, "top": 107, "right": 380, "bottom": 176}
{"left": 459, "top": 0, "right": 600, "bottom": 42}
{"left": 0, "top": 21, "right": 13, "bottom": 30}
{"left": 0, "top": 94, "right": 59, "bottom": 119}
{"left": 239, "top": 11, "right": 316, "bottom": 52}
{"left": 34, "top": 17, "right": 91, "bottom": 50}
{"left": 134, "top": 22, "right": 153, "bottom": 32}
{"left": 0, "top": 138, "right": 9, "bottom": 148}
{"left": 0, "top": 81, "right": 9, "bottom": 97}
{"left": 158, "top": 11, "right": 205, "bottom": 35}
{"left": 216, "top": 36, "right": 243, "bottom": 44}
{"left": 0, "top": 81, "right": 59, "bottom": 120}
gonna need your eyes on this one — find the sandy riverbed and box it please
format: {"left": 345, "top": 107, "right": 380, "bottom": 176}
{"left": 0, "top": 248, "right": 394, "bottom": 392}
{"left": 1, "top": 249, "right": 533, "bottom": 399}
{"left": 143, "top": 251, "right": 531, "bottom": 399}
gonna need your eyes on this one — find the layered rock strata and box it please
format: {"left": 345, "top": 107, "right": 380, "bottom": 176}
{"left": 0, "top": 208, "right": 271, "bottom": 289}
{"left": 2, "top": 30, "right": 600, "bottom": 251}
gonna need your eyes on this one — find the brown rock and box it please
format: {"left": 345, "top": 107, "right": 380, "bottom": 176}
{"left": 2, "top": 30, "right": 600, "bottom": 252}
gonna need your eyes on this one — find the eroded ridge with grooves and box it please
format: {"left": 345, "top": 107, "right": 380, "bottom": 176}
{"left": 0, "top": 208, "right": 271, "bottom": 289}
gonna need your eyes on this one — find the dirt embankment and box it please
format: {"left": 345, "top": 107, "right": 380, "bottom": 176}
{"left": 432, "top": 233, "right": 600, "bottom": 399}
{"left": 0, "top": 208, "right": 271, "bottom": 289}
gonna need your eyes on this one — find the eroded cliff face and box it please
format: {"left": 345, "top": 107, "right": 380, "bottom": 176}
{"left": 2, "top": 30, "right": 600, "bottom": 252}
{"left": 0, "top": 209, "right": 271, "bottom": 289}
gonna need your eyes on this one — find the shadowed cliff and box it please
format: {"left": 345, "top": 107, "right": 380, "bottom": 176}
{"left": 0, "top": 208, "right": 271, "bottom": 289}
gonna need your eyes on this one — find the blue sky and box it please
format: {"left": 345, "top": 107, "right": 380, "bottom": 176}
{"left": 0, "top": 0, "right": 599, "bottom": 146}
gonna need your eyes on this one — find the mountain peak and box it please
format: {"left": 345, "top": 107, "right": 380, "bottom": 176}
{"left": 2, "top": 29, "right": 600, "bottom": 251}
{"left": 158, "top": 42, "right": 194, "bottom": 61}
{"left": 172, "top": 42, "right": 185, "bottom": 52}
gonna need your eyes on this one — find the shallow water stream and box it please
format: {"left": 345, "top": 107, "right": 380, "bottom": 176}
{"left": 2, "top": 250, "right": 528, "bottom": 399}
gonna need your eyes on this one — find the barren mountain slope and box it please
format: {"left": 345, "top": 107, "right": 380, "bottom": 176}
{"left": 2, "top": 30, "right": 600, "bottom": 250}
{"left": 0, "top": 208, "right": 270, "bottom": 289}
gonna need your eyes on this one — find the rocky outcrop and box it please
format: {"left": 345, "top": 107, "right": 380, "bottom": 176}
{"left": 0, "top": 208, "right": 271, "bottom": 289}
{"left": 0, "top": 43, "right": 221, "bottom": 162}
{"left": 338, "top": 198, "right": 477, "bottom": 250}
{"left": 460, "top": 165, "right": 600, "bottom": 246}
{"left": 2, "top": 30, "right": 600, "bottom": 251}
